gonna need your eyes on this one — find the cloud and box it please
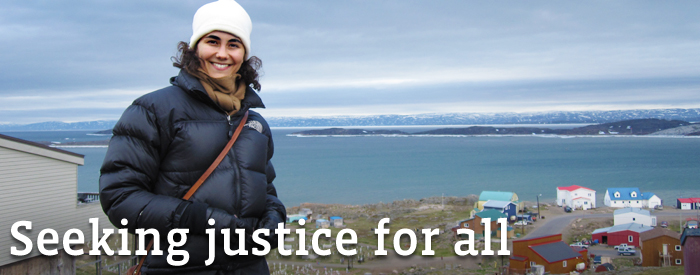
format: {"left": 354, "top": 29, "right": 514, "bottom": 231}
{"left": 1, "top": 1, "right": 700, "bottom": 124}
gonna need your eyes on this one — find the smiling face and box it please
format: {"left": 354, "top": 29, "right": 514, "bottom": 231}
{"left": 196, "top": 31, "right": 246, "bottom": 78}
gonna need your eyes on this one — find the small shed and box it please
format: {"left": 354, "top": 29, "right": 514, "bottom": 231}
{"left": 299, "top": 208, "right": 313, "bottom": 216}
{"left": 287, "top": 214, "right": 307, "bottom": 224}
{"left": 497, "top": 226, "right": 514, "bottom": 239}
{"left": 677, "top": 198, "right": 700, "bottom": 210}
{"left": 641, "top": 192, "right": 662, "bottom": 209}
{"left": 595, "top": 263, "right": 615, "bottom": 272}
{"left": 329, "top": 216, "right": 343, "bottom": 227}
{"left": 316, "top": 219, "right": 330, "bottom": 229}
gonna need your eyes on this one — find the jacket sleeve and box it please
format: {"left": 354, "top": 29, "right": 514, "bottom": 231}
{"left": 260, "top": 131, "right": 286, "bottom": 231}
{"left": 99, "top": 102, "right": 191, "bottom": 233}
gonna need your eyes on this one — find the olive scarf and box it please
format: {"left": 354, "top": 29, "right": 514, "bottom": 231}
{"left": 191, "top": 69, "right": 246, "bottom": 115}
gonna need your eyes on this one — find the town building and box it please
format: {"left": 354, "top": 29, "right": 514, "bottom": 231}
{"left": 614, "top": 208, "right": 657, "bottom": 227}
{"left": 0, "top": 134, "right": 113, "bottom": 274}
{"left": 497, "top": 226, "right": 514, "bottom": 239}
{"left": 591, "top": 223, "right": 654, "bottom": 247}
{"left": 482, "top": 200, "right": 517, "bottom": 221}
{"left": 639, "top": 228, "right": 683, "bottom": 267}
{"left": 298, "top": 208, "right": 313, "bottom": 216}
{"left": 329, "top": 216, "right": 343, "bottom": 227}
{"left": 286, "top": 214, "right": 307, "bottom": 224}
{"left": 476, "top": 191, "right": 522, "bottom": 213}
{"left": 604, "top": 187, "right": 643, "bottom": 208}
{"left": 315, "top": 219, "right": 330, "bottom": 229}
{"left": 509, "top": 234, "right": 587, "bottom": 274}
{"left": 641, "top": 192, "right": 662, "bottom": 209}
{"left": 452, "top": 209, "right": 507, "bottom": 239}
{"left": 556, "top": 185, "right": 596, "bottom": 210}
{"left": 680, "top": 228, "right": 700, "bottom": 275}
{"left": 677, "top": 198, "right": 700, "bottom": 210}
{"left": 604, "top": 188, "right": 662, "bottom": 209}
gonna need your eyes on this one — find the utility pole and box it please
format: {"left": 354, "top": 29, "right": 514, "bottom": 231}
{"left": 537, "top": 194, "right": 542, "bottom": 220}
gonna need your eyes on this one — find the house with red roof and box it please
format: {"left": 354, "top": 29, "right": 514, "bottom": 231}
{"left": 677, "top": 198, "right": 700, "bottom": 210}
{"left": 556, "top": 185, "right": 596, "bottom": 210}
{"left": 509, "top": 234, "right": 588, "bottom": 274}
{"left": 592, "top": 223, "right": 654, "bottom": 247}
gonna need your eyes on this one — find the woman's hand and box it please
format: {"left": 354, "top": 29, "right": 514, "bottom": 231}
{"left": 255, "top": 210, "right": 285, "bottom": 249}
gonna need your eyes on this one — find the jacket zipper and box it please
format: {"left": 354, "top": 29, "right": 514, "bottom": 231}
{"left": 225, "top": 113, "right": 244, "bottom": 217}
{"left": 196, "top": 85, "right": 247, "bottom": 217}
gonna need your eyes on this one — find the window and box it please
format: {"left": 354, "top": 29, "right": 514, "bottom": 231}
{"left": 676, "top": 259, "right": 682, "bottom": 265}
{"left": 676, "top": 245, "right": 681, "bottom": 251}
{"left": 530, "top": 261, "right": 536, "bottom": 267}
{"left": 588, "top": 193, "right": 592, "bottom": 197}
{"left": 563, "top": 261, "right": 567, "bottom": 267}
{"left": 628, "top": 236, "right": 633, "bottom": 242}
{"left": 465, "top": 223, "right": 469, "bottom": 228}
{"left": 631, "top": 192, "right": 637, "bottom": 198}
{"left": 614, "top": 192, "right": 621, "bottom": 198}
{"left": 632, "top": 218, "right": 636, "bottom": 221}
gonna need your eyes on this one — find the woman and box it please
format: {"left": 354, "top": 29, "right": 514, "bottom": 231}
{"left": 99, "top": 0, "right": 285, "bottom": 273}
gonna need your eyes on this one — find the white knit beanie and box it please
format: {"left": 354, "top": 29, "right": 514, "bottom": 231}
{"left": 190, "top": 0, "right": 252, "bottom": 60}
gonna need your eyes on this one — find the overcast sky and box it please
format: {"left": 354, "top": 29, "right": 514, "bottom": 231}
{"left": 1, "top": 0, "right": 699, "bottom": 124}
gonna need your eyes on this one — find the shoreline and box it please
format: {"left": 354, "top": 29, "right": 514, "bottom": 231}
{"left": 286, "top": 133, "right": 700, "bottom": 138}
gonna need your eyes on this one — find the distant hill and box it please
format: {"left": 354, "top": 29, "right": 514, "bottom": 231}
{"left": 1, "top": 108, "right": 699, "bottom": 130}
{"left": 292, "top": 119, "right": 696, "bottom": 137}
{"left": 414, "top": 126, "right": 561, "bottom": 135}
{"left": 92, "top": 129, "right": 113, "bottom": 135}
{"left": 268, "top": 108, "right": 700, "bottom": 127}
{"left": 561, "top": 119, "right": 690, "bottom": 135}
{"left": 291, "top": 128, "right": 408, "bottom": 136}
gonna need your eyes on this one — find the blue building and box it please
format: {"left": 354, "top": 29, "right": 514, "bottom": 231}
{"left": 483, "top": 200, "right": 517, "bottom": 221}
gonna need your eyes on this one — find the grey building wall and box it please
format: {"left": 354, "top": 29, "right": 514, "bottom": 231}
{"left": 0, "top": 136, "right": 114, "bottom": 271}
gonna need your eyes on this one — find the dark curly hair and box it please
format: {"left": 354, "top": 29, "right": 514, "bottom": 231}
{"left": 172, "top": 41, "right": 262, "bottom": 91}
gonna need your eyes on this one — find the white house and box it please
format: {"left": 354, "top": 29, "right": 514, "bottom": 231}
{"left": 556, "top": 185, "right": 596, "bottom": 210}
{"left": 614, "top": 208, "right": 657, "bottom": 227}
{"left": 677, "top": 198, "right": 700, "bottom": 210}
{"left": 604, "top": 188, "right": 644, "bottom": 208}
{"left": 0, "top": 134, "right": 113, "bottom": 274}
{"left": 641, "top": 192, "right": 662, "bottom": 209}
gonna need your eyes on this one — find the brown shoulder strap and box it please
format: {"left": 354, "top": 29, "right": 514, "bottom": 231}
{"left": 183, "top": 110, "right": 249, "bottom": 200}
{"left": 132, "top": 111, "right": 249, "bottom": 275}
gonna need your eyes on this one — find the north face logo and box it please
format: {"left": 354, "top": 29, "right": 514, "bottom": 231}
{"left": 245, "top": 120, "right": 263, "bottom": 133}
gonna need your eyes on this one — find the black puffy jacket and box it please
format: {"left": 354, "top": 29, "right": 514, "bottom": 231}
{"left": 99, "top": 70, "right": 285, "bottom": 274}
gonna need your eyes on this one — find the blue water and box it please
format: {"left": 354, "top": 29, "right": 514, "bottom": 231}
{"left": 3, "top": 128, "right": 699, "bottom": 207}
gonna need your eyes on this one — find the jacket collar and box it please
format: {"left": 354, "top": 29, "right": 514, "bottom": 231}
{"left": 171, "top": 70, "right": 266, "bottom": 112}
